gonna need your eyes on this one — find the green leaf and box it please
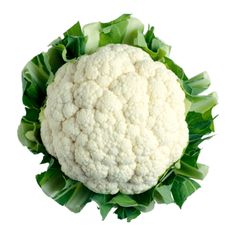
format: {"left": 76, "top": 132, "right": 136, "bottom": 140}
{"left": 185, "top": 72, "right": 211, "bottom": 95}
{"left": 188, "top": 92, "right": 217, "bottom": 114}
{"left": 51, "top": 35, "right": 86, "bottom": 62}
{"left": 63, "top": 21, "right": 83, "bottom": 37}
{"left": 46, "top": 47, "right": 64, "bottom": 74}
{"left": 36, "top": 158, "right": 92, "bottom": 213}
{"left": 36, "top": 169, "right": 66, "bottom": 197}
{"left": 40, "top": 154, "right": 52, "bottom": 164}
{"left": 83, "top": 14, "right": 130, "bottom": 54}
{"left": 136, "top": 200, "right": 155, "bottom": 213}
{"left": 145, "top": 26, "right": 155, "bottom": 48}
{"left": 83, "top": 14, "right": 134, "bottom": 54}
{"left": 171, "top": 176, "right": 200, "bottom": 208}
{"left": 24, "top": 107, "right": 40, "bottom": 122}
{"left": 144, "top": 26, "right": 171, "bottom": 59}
{"left": 174, "top": 161, "right": 209, "bottom": 180}
{"left": 133, "top": 31, "right": 147, "bottom": 48}
{"left": 187, "top": 110, "right": 215, "bottom": 142}
{"left": 127, "top": 26, "right": 170, "bottom": 61}
{"left": 99, "top": 20, "right": 129, "bottom": 46}
{"left": 92, "top": 194, "right": 113, "bottom": 220}
{"left": 54, "top": 187, "right": 76, "bottom": 206}
{"left": 154, "top": 185, "right": 174, "bottom": 204}
{"left": 82, "top": 14, "right": 169, "bottom": 62}
{"left": 180, "top": 143, "right": 200, "bottom": 167}
{"left": 108, "top": 191, "right": 155, "bottom": 214}
{"left": 109, "top": 193, "right": 138, "bottom": 207}
{"left": 83, "top": 22, "right": 101, "bottom": 54}
{"left": 161, "top": 57, "right": 189, "bottom": 81}
{"left": 64, "top": 183, "right": 92, "bottom": 213}
{"left": 132, "top": 188, "right": 155, "bottom": 212}
{"left": 122, "top": 17, "right": 144, "bottom": 44}
{"left": 114, "top": 207, "right": 141, "bottom": 222}
{"left": 101, "top": 14, "right": 131, "bottom": 27}
{"left": 99, "top": 14, "right": 133, "bottom": 46}
{"left": 17, "top": 116, "right": 45, "bottom": 154}
{"left": 22, "top": 52, "right": 53, "bottom": 109}
{"left": 61, "top": 36, "right": 86, "bottom": 60}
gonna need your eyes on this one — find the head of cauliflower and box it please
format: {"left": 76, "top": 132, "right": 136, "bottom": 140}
{"left": 40, "top": 44, "right": 188, "bottom": 195}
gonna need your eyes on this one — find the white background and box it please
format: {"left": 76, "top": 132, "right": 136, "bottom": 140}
{"left": 0, "top": 0, "right": 235, "bottom": 235}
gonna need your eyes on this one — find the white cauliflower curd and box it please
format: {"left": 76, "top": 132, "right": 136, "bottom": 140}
{"left": 40, "top": 44, "right": 188, "bottom": 194}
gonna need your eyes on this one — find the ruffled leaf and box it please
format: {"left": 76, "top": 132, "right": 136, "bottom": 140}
{"left": 109, "top": 194, "right": 138, "bottom": 207}
{"left": 18, "top": 108, "right": 45, "bottom": 154}
{"left": 185, "top": 72, "right": 211, "bottom": 95}
{"left": 171, "top": 176, "right": 200, "bottom": 208}
{"left": 174, "top": 161, "right": 209, "bottom": 180}
{"left": 92, "top": 194, "right": 113, "bottom": 220}
{"left": 154, "top": 185, "right": 174, "bottom": 204}
{"left": 114, "top": 207, "right": 141, "bottom": 222}
{"left": 36, "top": 156, "right": 93, "bottom": 212}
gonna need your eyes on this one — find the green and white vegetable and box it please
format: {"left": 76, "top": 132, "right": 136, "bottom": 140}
{"left": 18, "top": 14, "right": 217, "bottom": 221}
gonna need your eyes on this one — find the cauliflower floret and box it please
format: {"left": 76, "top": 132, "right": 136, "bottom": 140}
{"left": 40, "top": 44, "right": 188, "bottom": 194}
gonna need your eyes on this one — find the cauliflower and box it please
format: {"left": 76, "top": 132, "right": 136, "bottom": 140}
{"left": 40, "top": 44, "right": 188, "bottom": 194}
{"left": 19, "top": 15, "right": 217, "bottom": 221}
